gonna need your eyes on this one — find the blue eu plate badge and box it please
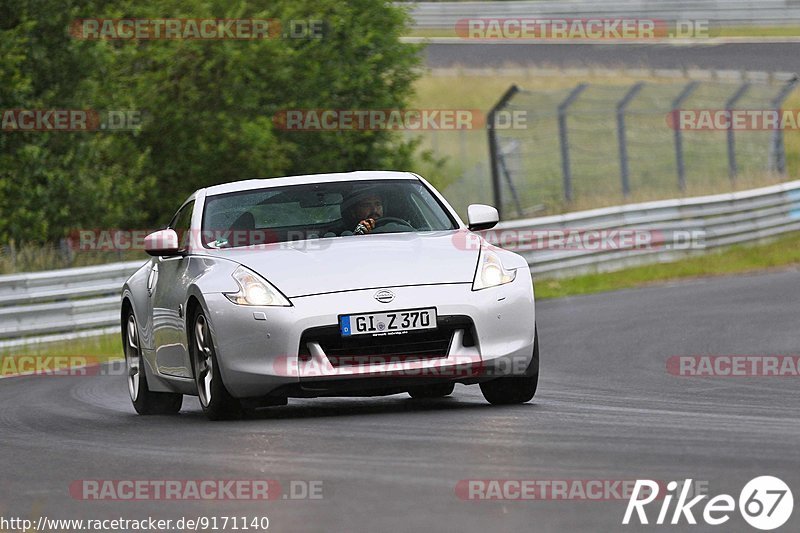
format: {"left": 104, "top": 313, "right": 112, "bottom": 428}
{"left": 340, "top": 315, "right": 352, "bottom": 336}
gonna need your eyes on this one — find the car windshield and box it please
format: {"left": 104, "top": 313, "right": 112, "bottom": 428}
{"left": 201, "top": 179, "right": 457, "bottom": 248}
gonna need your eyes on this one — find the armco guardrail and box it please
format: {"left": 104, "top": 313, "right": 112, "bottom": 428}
{"left": 2, "top": 180, "right": 800, "bottom": 345}
{"left": 485, "top": 180, "right": 800, "bottom": 277}
{"left": 0, "top": 261, "right": 144, "bottom": 347}
{"left": 404, "top": 1, "right": 800, "bottom": 28}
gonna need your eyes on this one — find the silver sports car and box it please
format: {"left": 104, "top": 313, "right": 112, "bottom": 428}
{"left": 121, "top": 171, "right": 538, "bottom": 420}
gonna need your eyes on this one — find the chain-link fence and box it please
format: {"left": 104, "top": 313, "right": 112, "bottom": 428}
{"left": 486, "top": 74, "right": 799, "bottom": 219}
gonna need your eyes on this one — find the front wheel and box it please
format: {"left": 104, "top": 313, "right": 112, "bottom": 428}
{"left": 124, "top": 313, "right": 183, "bottom": 415}
{"left": 480, "top": 326, "right": 539, "bottom": 405}
{"left": 191, "top": 310, "right": 243, "bottom": 421}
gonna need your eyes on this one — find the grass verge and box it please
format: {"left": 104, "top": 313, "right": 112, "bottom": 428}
{"left": 536, "top": 231, "right": 800, "bottom": 299}
{"left": 0, "top": 333, "right": 121, "bottom": 377}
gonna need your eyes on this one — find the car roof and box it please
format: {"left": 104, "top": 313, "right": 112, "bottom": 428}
{"left": 200, "top": 171, "right": 419, "bottom": 197}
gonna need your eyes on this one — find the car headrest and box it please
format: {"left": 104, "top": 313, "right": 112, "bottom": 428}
{"left": 229, "top": 211, "right": 255, "bottom": 231}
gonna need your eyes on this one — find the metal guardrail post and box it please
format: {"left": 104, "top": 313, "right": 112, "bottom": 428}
{"left": 671, "top": 81, "right": 700, "bottom": 192}
{"left": 558, "top": 83, "right": 588, "bottom": 203}
{"left": 725, "top": 82, "right": 750, "bottom": 181}
{"left": 616, "top": 82, "right": 644, "bottom": 198}
{"left": 487, "top": 84, "right": 520, "bottom": 219}
{"left": 768, "top": 75, "right": 799, "bottom": 175}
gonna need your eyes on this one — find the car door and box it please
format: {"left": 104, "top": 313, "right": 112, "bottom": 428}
{"left": 151, "top": 200, "right": 195, "bottom": 378}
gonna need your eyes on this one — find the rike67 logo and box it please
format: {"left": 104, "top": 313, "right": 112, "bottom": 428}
{"left": 623, "top": 476, "right": 793, "bottom": 530}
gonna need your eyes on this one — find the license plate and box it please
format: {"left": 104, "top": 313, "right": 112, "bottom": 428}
{"left": 340, "top": 308, "right": 437, "bottom": 337}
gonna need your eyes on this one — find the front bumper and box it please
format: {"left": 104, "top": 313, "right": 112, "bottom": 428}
{"left": 204, "top": 275, "right": 535, "bottom": 398}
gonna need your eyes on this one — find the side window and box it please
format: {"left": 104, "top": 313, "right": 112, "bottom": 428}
{"left": 169, "top": 201, "right": 195, "bottom": 250}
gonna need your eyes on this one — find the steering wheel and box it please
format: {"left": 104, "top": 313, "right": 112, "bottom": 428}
{"left": 371, "top": 216, "right": 415, "bottom": 232}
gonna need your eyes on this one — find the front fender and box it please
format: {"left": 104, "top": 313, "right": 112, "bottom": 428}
{"left": 121, "top": 260, "right": 154, "bottom": 350}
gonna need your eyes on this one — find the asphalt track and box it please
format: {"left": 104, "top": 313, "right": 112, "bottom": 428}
{"left": 1, "top": 269, "right": 799, "bottom": 532}
{"left": 424, "top": 42, "right": 800, "bottom": 73}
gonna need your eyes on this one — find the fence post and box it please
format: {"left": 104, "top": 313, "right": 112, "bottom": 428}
{"left": 58, "top": 237, "right": 75, "bottom": 267}
{"left": 558, "top": 83, "right": 588, "bottom": 203}
{"left": 496, "top": 141, "right": 524, "bottom": 218}
{"left": 671, "top": 81, "right": 700, "bottom": 192}
{"left": 725, "top": 82, "right": 750, "bottom": 181}
{"left": 616, "top": 82, "right": 644, "bottom": 198}
{"left": 487, "top": 84, "right": 520, "bottom": 219}
{"left": 768, "top": 75, "right": 799, "bottom": 175}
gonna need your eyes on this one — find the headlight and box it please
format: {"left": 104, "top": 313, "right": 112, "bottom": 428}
{"left": 472, "top": 248, "right": 517, "bottom": 291}
{"left": 224, "top": 266, "right": 291, "bottom": 306}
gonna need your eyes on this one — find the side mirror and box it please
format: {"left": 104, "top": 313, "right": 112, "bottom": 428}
{"left": 144, "top": 229, "right": 182, "bottom": 257}
{"left": 467, "top": 204, "right": 499, "bottom": 231}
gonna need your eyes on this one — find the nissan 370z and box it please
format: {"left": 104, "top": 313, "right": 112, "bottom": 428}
{"left": 121, "top": 171, "right": 538, "bottom": 420}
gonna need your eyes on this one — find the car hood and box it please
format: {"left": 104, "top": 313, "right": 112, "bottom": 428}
{"left": 205, "top": 231, "right": 479, "bottom": 297}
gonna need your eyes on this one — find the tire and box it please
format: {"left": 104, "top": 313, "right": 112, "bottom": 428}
{"left": 480, "top": 326, "right": 539, "bottom": 405}
{"left": 191, "top": 309, "right": 243, "bottom": 421}
{"left": 124, "top": 313, "right": 183, "bottom": 415}
{"left": 408, "top": 382, "right": 455, "bottom": 399}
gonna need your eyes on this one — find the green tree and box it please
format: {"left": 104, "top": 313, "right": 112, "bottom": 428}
{"left": 0, "top": 0, "right": 421, "bottom": 240}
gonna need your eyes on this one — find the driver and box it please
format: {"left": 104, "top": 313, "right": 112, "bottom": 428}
{"left": 341, "top": 189, "right": 384, "bottom": 235}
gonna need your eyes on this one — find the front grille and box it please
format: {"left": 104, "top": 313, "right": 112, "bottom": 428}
{"left": 299, "top": 315, "right": 475, "bottom": 368}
